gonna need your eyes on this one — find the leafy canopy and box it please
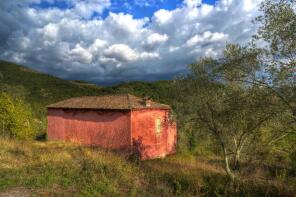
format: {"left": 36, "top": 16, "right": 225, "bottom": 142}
{"left": 0, "top": 92, "right": 37, "bottom": 139}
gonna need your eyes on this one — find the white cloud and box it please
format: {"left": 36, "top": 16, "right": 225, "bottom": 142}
{"left": 146, "top": 33, "right": 168, "bottom": 46}
{"left": 104, "top": 44, "right": 138, "bottom": 62}
{"left": 204, "top": 48, "right": 218, "bottom": 57}
{"left": 73, "top": 0, "right": 111, "bottom": 19}
{"left": 153, "top": 9, "right": 174, "bottom": 25}
{"left": 106, "top": 12, "right": 147, "bottom": 33}
{"left": 89, "top": 39, "right": 108, "bottom": 54}
{"left": 243, "top": 0, "right": 258, "bottom": 12}
{"left": 69, "top": 44, "right": 93, "bottom": 64}
{"left": 183, "top": 0, "right": 202, "bottom": 8}
{"left": 139, "top": 52, "right": 160, "bottom": 59}
{"left": 43, "top": 23, "right": 59, "bottom": 41}
{"left": 186, "top": 31, "right": 228, "bottom": 47}
{"left": 0, "top": 0, "right": 262, "bottom": 84}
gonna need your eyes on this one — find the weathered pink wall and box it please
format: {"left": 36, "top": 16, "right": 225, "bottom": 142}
{"left": 47, "top": 108, "right": 177, "bottom": 159}
{"left": 47, "top": 109, "right": 131, "bottom": 149}
{"left": 167, "top": 122, "right": 177, "bottom": 154}
{"left": 131, "top": 109, "right": 177, "bottom": 160}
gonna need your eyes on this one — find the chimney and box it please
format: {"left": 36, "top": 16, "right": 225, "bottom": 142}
{"left": 144, "top": 96, "right": 152, "bottom": 107}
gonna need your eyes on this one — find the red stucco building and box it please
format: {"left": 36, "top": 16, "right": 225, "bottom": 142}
{"left": 47, "top": 94, "right": 177, "bottom": 159}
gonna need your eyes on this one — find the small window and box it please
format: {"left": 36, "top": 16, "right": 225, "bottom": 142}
{"left": 155, "top": 118, "right": 161, "bottom": 134}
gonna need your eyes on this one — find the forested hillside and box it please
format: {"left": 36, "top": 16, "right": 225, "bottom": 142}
{"left": 0, "top": 60, "right": 173, "bottom": 116}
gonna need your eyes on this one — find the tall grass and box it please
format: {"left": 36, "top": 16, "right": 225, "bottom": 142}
{"left": 0, "top": 139, "right": 143, "bottom": 196}
{"left": 0, "top": 138, "right": 295, "bottom": 196}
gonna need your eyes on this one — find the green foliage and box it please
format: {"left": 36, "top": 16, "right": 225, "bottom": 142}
{"left": 0, "top": 93, "right": 37, "bottom": 139}
{"left": 174, "top": 50, "right": 281, "bottom": 176}
{"left": 202, "top": 174, "right": 290, "bottom": 197}
{"left": 253, "top": 0, "right": 296, "bottom": 125}
{"left": 99, "top": 80, "right": 175, "bottom": 105}
{"left": 0, "top": 84, "right": 29, "bottom": 100}
{"left": 0, "top": 61, "right": 103, "bottom": 118}
{"left": 255, "top": 0, "right": 296, "bottom": 70}
{"left": 290, "top": 150, "right": 296, "bottom": 175}
{"left": 188, "top": 130, "right": 198, "bottom": 151}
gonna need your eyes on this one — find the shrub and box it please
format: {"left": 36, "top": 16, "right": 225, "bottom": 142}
{"left": 0, "top": 92, "right": 36, "bottom": 139}
{"left": 290, "top": 150, "right": 296, "bottom": 176}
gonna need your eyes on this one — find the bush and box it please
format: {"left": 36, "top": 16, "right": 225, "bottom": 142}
{"left": 290, "top": 150, "right": 296, "bottom": 176}
{"left": 0, "top": 92, "right": 36, "bottom": 139}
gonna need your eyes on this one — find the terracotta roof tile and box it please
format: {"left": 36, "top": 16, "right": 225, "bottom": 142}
{"left": 47, "top": 94, "right": 170, "bottom": 110}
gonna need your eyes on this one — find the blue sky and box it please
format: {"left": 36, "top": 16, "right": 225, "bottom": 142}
{"left": 32, "top": 0, "right": 217, "bottom": 18}
{"left": 105, "top": 0, "right": 216, "bottom": 19}
{"left": 0, "top": 0, "right": 261, "bottom": 85}
{"left": 105, "top": 0, "right": 184, "bottom": 19}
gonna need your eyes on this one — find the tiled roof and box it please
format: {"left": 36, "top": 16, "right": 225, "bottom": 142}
{"left": 47, "top": 94, "right": 170, "bottom": 110}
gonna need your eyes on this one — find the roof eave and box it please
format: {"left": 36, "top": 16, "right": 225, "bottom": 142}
{"left": 47, "top": 106, "right": 171, "bottom": 110}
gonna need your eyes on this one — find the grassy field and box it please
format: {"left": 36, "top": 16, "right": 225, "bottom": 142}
{"left": 1, "top": 61, "right": 295, "bottom": 196}
{"left": 0, "top": 138, "right": 295, "bottom": 197}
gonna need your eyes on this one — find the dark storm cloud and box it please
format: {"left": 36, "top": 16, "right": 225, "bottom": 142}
{"left": 0, "top": 0, "right": 261, "bottom": 84}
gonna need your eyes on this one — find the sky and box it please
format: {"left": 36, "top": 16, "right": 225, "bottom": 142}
{"left": 0, "top": 0, "right": 262, "bottom": 85}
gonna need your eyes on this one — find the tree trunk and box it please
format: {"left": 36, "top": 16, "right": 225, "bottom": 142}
{"left": 233, "top": 149, "right": 241, "bottom": 171}
{"left": 223, "top": 147, "right": 236, "bottom": 181}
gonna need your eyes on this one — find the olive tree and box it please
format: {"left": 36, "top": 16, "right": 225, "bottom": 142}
{"left": 174, "top": 44, "right": 280, "bottom": 180}
{"left": 252, "top": 0, "right": 296, "bottom": 126}
{"left": 173, "top": 0, "right": 295, "bottom": 181}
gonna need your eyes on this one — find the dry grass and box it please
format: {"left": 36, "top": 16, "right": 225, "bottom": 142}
{"left": 0, "top": 138, "right": 144, "bottom": 196}
{"left": 0, "top": 138, "right": 295, "bottom": 197}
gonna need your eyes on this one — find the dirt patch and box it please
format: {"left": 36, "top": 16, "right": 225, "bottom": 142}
{"left": 0, "top": 187, "right": 31, "bottom": 197}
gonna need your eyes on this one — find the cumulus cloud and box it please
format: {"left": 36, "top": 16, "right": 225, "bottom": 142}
{"left": 153, "top": 9, "right": 174, "bottom": 25}
{"left": 104, "top": 44, "right": 138, "bottom": 62}
{"left": 183, "top": 0, "right": 202, "bottom": 8}
{"left": 186, "top": 31, "right": 228, "bottom": 47}
{"left": 147, "top": 33, "right": 168, "bottom": 45}
{"left": 0, "top": 0, "right": 262, "bottom": 84}
{"left": 69, "top": 44, "right": 93, "bottom": 64}
{"left": 144, "top": 33, "right": 168, "bottom": 49}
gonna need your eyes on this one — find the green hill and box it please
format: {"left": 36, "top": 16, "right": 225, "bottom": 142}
{"left": 0, "top": 60, "right": 102, "bottom": 107}
{"left": 0, "top": 60, "right": 173, "bottom": 117}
